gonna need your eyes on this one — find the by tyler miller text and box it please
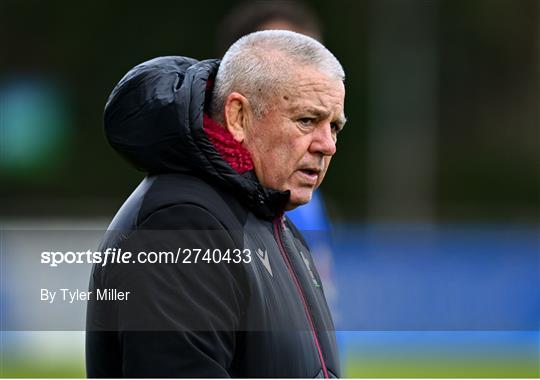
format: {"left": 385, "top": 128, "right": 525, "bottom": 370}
{"left": 41, "top": 288, "right": 130, "bottom": 303}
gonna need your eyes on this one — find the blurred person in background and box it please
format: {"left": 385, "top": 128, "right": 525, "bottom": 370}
{"left": 217, "top": 0, "right": 339, "bottom": 319}
{"left": 215, "top": 0, "right": 322, "bottom": 54}
{"left": 86, "top": 30, "right": 346, "bottom": 377}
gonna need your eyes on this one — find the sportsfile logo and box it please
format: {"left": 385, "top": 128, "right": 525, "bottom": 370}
{"left": 40, "top": 248, "right": 253, "bottom": 267}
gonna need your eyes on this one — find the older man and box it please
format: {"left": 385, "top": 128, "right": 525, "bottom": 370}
{"left": 86, "top": 30, "right": 346, "bottom": 378}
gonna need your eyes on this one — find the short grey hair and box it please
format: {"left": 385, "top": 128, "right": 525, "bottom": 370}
{"left": 210, "top": 30, "right": 345, "bottom": 123}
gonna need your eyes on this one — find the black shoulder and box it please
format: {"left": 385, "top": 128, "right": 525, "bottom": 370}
{"left": 137, "top": 173, "right": 248, "bottom": 232}
{"left": 101, "top": 173, "right": 248, "bottom": 251}
{"left": 138, "top": 202, "right": 226, "bottom": 231}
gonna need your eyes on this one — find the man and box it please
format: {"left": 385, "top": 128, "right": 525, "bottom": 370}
{"left": 215, "top": 0, "right": 340, "bottom": 317}
{"left": 86, "top": 30, "right": 346, "bottom": 378}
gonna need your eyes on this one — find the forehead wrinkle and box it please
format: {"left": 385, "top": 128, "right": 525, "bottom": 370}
{"left": 282, "top": 84, "right": 343, "bottom": 107}
{"left": 278, "top": 73, "right": 345, "bottom": 121}
{"left": 284, "top": 95, "right": 344, "bottom": 116}
{"left": 291, "top": 83, "right": 343, "bottom": 103}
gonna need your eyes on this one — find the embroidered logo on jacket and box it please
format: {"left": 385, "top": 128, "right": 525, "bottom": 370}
{"left": 299, "top": 251, "right": 320, "bottom": 288}
{"left": 256, "top": 248, "right": 273, "bottom": 277}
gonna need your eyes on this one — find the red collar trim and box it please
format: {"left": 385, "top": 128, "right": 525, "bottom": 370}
{"left": 203, "top": 113, "right": 254, "bottom": 174}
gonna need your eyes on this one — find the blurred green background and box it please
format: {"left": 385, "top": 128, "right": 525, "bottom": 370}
{"left": 1, "top": 0, "right": 538, "bottom": 222}
{"left": 1, "top": 0, "right": 538, "bottom": 378}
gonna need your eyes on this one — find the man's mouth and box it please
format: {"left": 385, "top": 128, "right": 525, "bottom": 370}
{"left": 298, "top": 168, "right": 321, "bottom": 184}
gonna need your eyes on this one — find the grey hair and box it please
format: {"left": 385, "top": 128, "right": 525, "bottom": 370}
{"left": 209, "top": 30, "right": 345, "bottom": 123}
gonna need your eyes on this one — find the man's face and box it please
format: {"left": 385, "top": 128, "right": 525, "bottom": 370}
{"left": 244, "top": 66, "right": 346, "bottom": 210}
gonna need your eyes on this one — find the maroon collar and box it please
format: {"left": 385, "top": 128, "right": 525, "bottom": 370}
{"left": 203, "top": 113, "right": 254, "bottom": 174}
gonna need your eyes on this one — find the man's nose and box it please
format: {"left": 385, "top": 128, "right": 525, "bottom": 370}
{"left": 309, "top": 123, "right": 337, "bottom": 156}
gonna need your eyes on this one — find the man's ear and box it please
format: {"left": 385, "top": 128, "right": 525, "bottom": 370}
{"left": 224, "top": 92, "right": 250, "bottom": 143}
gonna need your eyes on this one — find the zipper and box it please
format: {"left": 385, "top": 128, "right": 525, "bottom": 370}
{"left": 272, "top": 216, "right": 329, "bottom": 379}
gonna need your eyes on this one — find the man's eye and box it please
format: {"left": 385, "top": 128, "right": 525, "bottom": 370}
{"left": 298, "top": 117, "right": 315, "bottom": 126}
{"left": 331, "top": 123, "right": 341, "bottom": 133}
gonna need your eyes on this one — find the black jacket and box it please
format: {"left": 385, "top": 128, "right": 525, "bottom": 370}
{"left": 86, "top": 56, "right": 340, "bottom": 378}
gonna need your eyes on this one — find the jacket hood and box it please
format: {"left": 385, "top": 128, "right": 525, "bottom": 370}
{"left": 104, "top": 56, "right": 289, "bottom": 219}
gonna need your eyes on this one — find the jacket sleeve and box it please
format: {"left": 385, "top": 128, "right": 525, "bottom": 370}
{"left": 100, "top": 203, "right": 247, "bottom": 377}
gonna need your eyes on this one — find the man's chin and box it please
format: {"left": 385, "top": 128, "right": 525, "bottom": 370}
{"left": 284, "top": 191, "right": 313, "bottom": 211}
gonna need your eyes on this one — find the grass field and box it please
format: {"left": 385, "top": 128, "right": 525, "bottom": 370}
{"left": 344, "top": 353, "right": 539, "bottom": 378}
{"left": 2, "top": 331, "right": 538, "bottom": 377}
